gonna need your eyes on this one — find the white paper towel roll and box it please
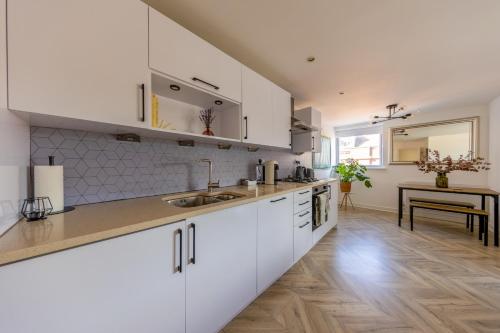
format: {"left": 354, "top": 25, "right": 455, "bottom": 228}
{"left": 34, "top": 165, "right": 64, "bottom": 213}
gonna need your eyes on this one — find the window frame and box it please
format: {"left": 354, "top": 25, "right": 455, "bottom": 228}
{"left": 335, "top": 124, "right": 384, "bottom": 168}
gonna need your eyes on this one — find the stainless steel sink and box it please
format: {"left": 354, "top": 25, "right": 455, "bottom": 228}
{"left": 212, "top": 194, "right": 240, "bottom": 201}
{"left": 165, "top": 193, "right": 242, "bottom": 208}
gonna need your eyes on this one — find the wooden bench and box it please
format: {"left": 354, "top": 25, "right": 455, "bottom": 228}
{"left": 409, "top": 202, "right": 489, "bottom": 246}
{"left": 409, "top": 197, "right": 475, "bottom": 230}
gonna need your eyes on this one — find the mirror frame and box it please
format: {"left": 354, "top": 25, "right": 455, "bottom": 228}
{"left": 389, "top": 117, "right": 479, "bottom": 165}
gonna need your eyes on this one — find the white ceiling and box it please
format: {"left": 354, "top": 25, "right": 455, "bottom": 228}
{"left": 144, "top": 0, "right": 500, "bottom": 127}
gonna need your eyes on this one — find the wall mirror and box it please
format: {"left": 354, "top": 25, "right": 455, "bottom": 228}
{"left": 390, "top": 117, "right": 479, "bottom": 164}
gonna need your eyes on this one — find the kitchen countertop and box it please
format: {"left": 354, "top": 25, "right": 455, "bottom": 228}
{"left": 0, "top": 179, "right": 336, "bottom": 266}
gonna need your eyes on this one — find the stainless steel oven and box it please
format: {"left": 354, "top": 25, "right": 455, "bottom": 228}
{"left": 312, "top": 184, "right": 331, "bottom": 230}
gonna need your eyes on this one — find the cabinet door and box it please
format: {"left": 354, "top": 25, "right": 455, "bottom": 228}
{"left": 329, "top": 182, "right": 339, "bottom": 228}
{"left": 0, "top": 221, "right": 187, "bottom": 333}
{"left": 7, "top": 0, "right": 149, "bottom": 127}
{"left": 186, "top": 203, "right": 257, "bottom": 333}
{"left": 312, "top": 131, "right": 322, "bottom": 153}
{"left": 272, "top": 84, "right": 292, "bottom": 149}
{"left": 149, "top": 8, "right": 241, "bottom": 102}
{"left": 257, "top": 193, "right": 294, "bottom": 293}
{"left": 292, "top": 131, "right": 322, "bottom": 153}
{"left": 294, "top": 215, "right": 313, "bottom": 262}
{"left": 242, "top": 66, "right": 273, "bottom": 145}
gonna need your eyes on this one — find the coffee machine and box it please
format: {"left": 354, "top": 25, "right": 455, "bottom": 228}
{"left": 264, "top": 160, "right": 279, "bottom": 185}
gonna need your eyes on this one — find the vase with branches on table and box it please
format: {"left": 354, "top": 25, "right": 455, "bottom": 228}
{"left": 415, "top": 150, "right": 490, "bottom": 188}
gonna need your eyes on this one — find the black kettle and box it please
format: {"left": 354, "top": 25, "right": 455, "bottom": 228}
{"left": 295, "top": 166, "right": 306, "bottom": 180}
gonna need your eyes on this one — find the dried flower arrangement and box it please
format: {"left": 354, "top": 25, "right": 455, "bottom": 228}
{"left": 415, "top": 149, "right": 490, "bottom": 188}
{"left": 199, "top": 108, "right": 216, "bottom": 136}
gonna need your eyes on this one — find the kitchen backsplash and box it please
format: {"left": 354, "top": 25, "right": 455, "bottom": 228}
{"left": 30, "top": 127, "right": 312, "bottom": 206}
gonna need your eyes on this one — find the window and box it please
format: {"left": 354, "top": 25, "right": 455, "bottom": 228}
{"left": 336, "top": 125, "right": 383, "bottom": 167}
{"left": 312, "top": 136, "right": 332, "bottom": 169}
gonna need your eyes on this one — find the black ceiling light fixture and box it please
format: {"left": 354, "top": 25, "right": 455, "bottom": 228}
{"left": 372, "top": 103, "right": 412, "bottom": 125}
{"left": 170, "top": 84, "right": 180, "bottom": 91}
{"left": 214, "top": 100, "right": 223, "bottom": 105}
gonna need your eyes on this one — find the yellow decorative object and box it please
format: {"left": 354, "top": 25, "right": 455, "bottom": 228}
{"left": 151, "top": 94, "right": 159, "bottom": 128}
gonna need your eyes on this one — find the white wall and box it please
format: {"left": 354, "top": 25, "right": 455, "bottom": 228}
{"left": 0, "top": 0, "right": 30, "bottom": 235}
{"left": 0, "top": 0, "right": 5, "bottom": 109}
{"left": 489, "top": 96, "right": 500, "bottom": 193}
{"left": 346, "top": 105, "right": 490, "bottom": 214}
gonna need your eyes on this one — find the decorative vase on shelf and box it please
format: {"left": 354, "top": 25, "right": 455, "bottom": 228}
{"left": 202, "top": 127, "right": 214, "bottom": 136}
{"left": 340, "top": 182, "right": 352, "bottom": 193}
{"left": 199, "top": 108, "right": 216, "bottom": 137}
{"left": 435, "top": 172, "right": 449, "bottom": 188}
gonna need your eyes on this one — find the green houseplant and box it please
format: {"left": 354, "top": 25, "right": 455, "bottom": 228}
{"left": 335, "top": 159, "right": 373, "bottom": 193}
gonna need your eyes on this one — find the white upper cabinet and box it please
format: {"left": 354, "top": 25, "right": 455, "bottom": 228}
{"left": 242, "top": 66, "right": 273, "bottom": 145}
{"left": 292, "top": 107, "right": 322, "bottom": 153}
{"left": 0, "top": 221, "right": 187, "bottom": 333}
{"left": 186, "top": 203, "right": 257, "bottom": 333}
{"left": 149, "top": 7, "right": 241, "bottom": 103}
{"left": 242, "top": 65, "right": 291, "bottom": 148}
{"left": 272, "top": 84, "right": 292, "bottom": 148}
{"left": 7, "top": 0, "right": 149, "bottom": 128}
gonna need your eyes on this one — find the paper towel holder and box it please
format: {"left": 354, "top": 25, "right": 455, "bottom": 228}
{"left": 34, "top": 155, "right": 76, "bottom": 216}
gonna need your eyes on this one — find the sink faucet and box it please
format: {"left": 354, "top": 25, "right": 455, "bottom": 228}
{"left": 200, "top": 159, "right": 220, "bottom": 192}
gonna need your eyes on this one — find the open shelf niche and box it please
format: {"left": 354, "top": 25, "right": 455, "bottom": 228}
{"left": 150, "top": 72, "right": 241, "bottom": 142}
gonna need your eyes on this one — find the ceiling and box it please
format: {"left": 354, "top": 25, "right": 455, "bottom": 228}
{"left": 144, "top": 0, "right": 500, "bottom": 127}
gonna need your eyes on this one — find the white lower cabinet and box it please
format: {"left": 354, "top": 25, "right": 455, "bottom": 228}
{"left": 185, "top": 203, "right": 257, "bottom": 333}
{"left": 0, "top": 221, "right": 187, "bottom": 333}
{"left": 293, "top": 188, "right": 313, "bottom": 262}
{"left": 257, "top": 193, "right": 294, "bottom": 294}
{"left": 0, "top": 188, "right": 324, "bottom": 333}
{"left": 294, "top": 217, "right": 313, "bottom": 262}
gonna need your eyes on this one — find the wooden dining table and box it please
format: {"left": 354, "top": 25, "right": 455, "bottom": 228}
{"left": 398, "top": 182, "right": 499, "bottom": 247}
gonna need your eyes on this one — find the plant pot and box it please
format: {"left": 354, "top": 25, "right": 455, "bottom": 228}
{"left": 340, "top": 182, "right": 352, "bottom": 193}
{"left": 435, "top": 172, "right": 449, "bottom": 188}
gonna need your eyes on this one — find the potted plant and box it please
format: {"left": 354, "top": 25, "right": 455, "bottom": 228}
{"left": 335, "top": 159, "right": 373, "bottom": 193}
{"left": 415, "top": 150, "right": 490, "bottom": 188}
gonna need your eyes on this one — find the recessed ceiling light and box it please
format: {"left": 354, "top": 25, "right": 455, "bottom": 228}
{"left": 214, "top": 100, "right": 223, "bottom": 105}
{"left": 170, "top": 84, "right": 180, "bottom": 91}
{"left": 307, "top": 56, "right": 315, "bottom": 62}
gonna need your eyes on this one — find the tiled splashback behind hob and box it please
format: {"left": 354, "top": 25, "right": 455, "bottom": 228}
{"left": 30, "top": 127, "right": 311, "bottom": 206}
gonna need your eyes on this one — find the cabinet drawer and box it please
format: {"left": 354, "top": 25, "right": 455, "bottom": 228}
{"left": 293, "top": 217, "right": 313, "bottom": 262}
{"left": 294, "top": 207, "right": 312, "bottom": 226}
{"left": 293, "top": 188, "right": 312, "bottom": 213}
{"left": 294, "top": 188, "right": 312, "bottom": 202}
{"left": 149, "top": 7, "right": 241, "bottom": 102}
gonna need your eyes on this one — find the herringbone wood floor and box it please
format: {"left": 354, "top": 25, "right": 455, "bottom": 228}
{"left": 222, "top": 208, "right": 500, "bottom": 333}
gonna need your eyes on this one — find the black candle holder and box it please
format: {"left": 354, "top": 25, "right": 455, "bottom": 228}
{"left": 21, "top": 197, "right": 53, "bottom": 222}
